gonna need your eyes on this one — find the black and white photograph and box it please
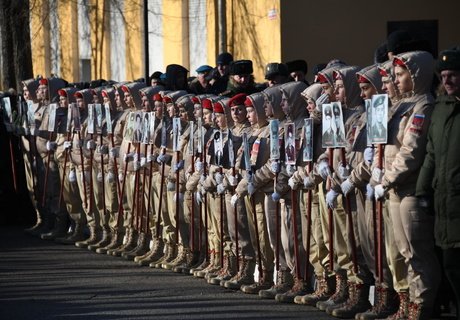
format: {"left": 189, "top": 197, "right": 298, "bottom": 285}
{"left": 47, "top": 103, "right": 57, "bottom": 132}
{"left": 369, "top": 94, "right": 388, "bottom": 144}
{"left": 365, "top": 99, "right": 372, "bottom": 146}
{"left": 332, "top": 102, "right": 346, "bottom": 147}
{"left": 303, "top": 118, "right": 313, "bottom": 162}
{"left": 66, "top": 103, "right": 73, "bottom": 133}
{"left": 94, "top": 103, "right": 103, "bottom": 133}
{"left": 149, "top": 111, "right": 156, "bottom": 144}
{"left": 132, "top": 111, "right": 143, "bottom": 143}
{"left": 284, "top": 122, "right": 296, "bottom": 165}
{"left": 124, "top": 112, "right": 135, "bottom": 142}
{"left": 172, "top": 117, "right": 181, "bottom": 152}
{"left": 104, "top": 103, "right": 112, "bottom": 134}
{"left": 26, "top": 100, "right": 35, "bottom": 132}
{"left": 214, "top": 130, "right": 223, "bottom": 167}
{"left": 87, "top": 104, "right": 95, "bottom": 134}
{"left": 2, "top": 97, "right": 12, "bottom": 126}
{"left": 71, "top": 103, "right": 81, "bottom": 132}
{"left": 269, "top": 119, "right": 280, "bottom": 160}
{"left": 141, "top": 112, "right": 150, "bottom": 145}
{"left": 187, "top": 121, "right": 194, "bottom": 156}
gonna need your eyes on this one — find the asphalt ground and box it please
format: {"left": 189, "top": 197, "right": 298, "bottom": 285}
{"left": 0, "top": 226, "right": 336, "bottom": 320}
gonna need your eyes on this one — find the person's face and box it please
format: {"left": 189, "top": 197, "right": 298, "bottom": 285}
{"left": 141, "top": 95, "right": 151, "bottom": 112}
{"left": 203, "top": 109, "right": 213, "bottom": 125}
{"left": 394, "top": 66, "right": 413, "bottom": 94}
{"left": 193, "top": 104, "right": 202, "bottom": 119}
{"left": 321, "top": 83, "right": 336, "bottom": 102}
{"left": 23, "top": 86, "right": 31, "bottom": 101}
{"left": 178, "top": 106, "right": 189, "bottom": 121}
{"left": 264, "top": 97, "right": 274, "bottom": 118}
{"left": 154, "top": 101, "right": 163, "bottom": 118}
{"left": 217, "top": 64, "right": 228, "bottom": 77}
{"left": 246, "top": 106, "right": 257, "bottom": 126}
{"left": 381, "top": 78, "right": 398, "bottom": 99}
{"left": 233, "top": 74, "right": 250, "bottom": 87}
{"left": 375, "top": 105, "right": 384, "bottom": 123}
{"left": 333, "top": 109, "right": 341, "bottom": 126}
{"left": 359, "top": 83, "right": 377, "bottom": 100}
{"left": 280, "top": 94, "right": 289, "bottom": 115}
{"left": 230, "top": 104, "right": 246, "bottom": 123}
{"left": 306, "top": 98, "right": 316, "bottom": 113}
{"left": 290, "top": 71, "right": 305, "bottom": 82}
{"left": 197, "top": 73, "right": 209, "bottom": 86}
{"left": 334, "top": 80, "right": 346, "bottom": 103}
{"left": 215, "top": 112, "right": 227, "bottom": 129}
{"left": 76, "top": 97, "right": 85, "bottom": 110}
{"left": 93, "top": 93, "right": 100, "bottom": 104}
{"left": 151, "top": 79, "right": 160, "bottom": 87}
{"left": 440, "top": 70, "right": 460, "bottom": 97}
{"left": 115, "top": 91, "right": 122, "bottom": 108}
{"left": 38, "top": 84, "right": 48, "bottom": 101}
{"left": 124, "top": 91, "right": 134, "bottom": 108}
{"left": 167, "top": 103, "right": 176, "bottom": 118}
{"left": 59, "top": 96, "right": 68, "bottom": 108}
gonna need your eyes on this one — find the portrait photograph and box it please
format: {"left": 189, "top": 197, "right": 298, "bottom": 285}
{"left": 303, "top": 118, "right": 313, "bottom": 162}
{"left": 87, "top": 104, "right": 95, "bottom": 134}
{"left": 369, "top": 94, "right": 388, "bottom": 144}
{"left": 269, "top": 119, "right": 280, "bottom": 160}
{"left": 172, "top": 117, "right": 181, "bottom": 152}
{"left": 94, "top": 103, "right": 103, "bottom": 133}
{"left": 284, "top": 122, "right": 296, "bottom": 165}
{"left": 124, "top": 112, "right": 135, "bottom": 142}
{"left": 47, "top": 103, "right": 57, "bottom": 132}
{"left": 365, "top": 99, "right": 372, "bottom": 146}
{"left": 141, "top": 112, "right": 150, "bottom": 145}
{"left": 104, "top": 103, "right": 112, "bottom": 134}
{"left": 71, "top": 103, "right": 81, "bottom": 132}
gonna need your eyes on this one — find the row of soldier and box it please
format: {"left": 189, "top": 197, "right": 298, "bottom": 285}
{"left": 1, "top": 46, "right": 451, "bottom": 320}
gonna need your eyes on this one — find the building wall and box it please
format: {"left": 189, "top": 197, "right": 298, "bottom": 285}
{"left": 281, "top": 0, "right": 460, "bottom": 82}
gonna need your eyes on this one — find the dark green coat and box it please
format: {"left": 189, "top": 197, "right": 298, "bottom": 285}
{"left": 416, "top": 94, "right": 460, "bottom": 249}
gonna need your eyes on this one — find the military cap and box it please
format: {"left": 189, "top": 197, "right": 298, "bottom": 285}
{"left": 286, "top": 60, "right": 308, "bottom": 74}
{"left": 196, "top": 65, "right": 213, "bottom": 74}
{"left": 437, "top": 47, "right": 460, "bottom": 72}
{"left": 217, "top": 52, "right": 233, "bottom": 65}
{"left": 229, "top": 60, "right": 253, "bottom": 76}
{"left": 228, "top": 93, "right": 247, "bottom": 107}
{"left": 265, "top": 63, "right": 289, "bottom": 80}
{"left": 373, "top": 95, "right": 385, "bottom": 108}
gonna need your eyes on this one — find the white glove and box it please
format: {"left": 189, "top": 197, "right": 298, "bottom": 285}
{"left": 366, "top": 184, "right": 374, "bottom": 201}
{"left": 364, "top": 147, "right": 374, "bottom": 166}
{"left": 140, "top": 157, "right": 147, "bottom": 167}
{"left": 286, "top": 164, "right": 296, "bottom": 177}
{"left": 133, "top": 161, "right": 140, "bottom": 171}
{"left": 303, "top": 176, "right": 315, "bottom": 189}
{"left": 326, "top": 189, "right": 339, "bottom": 209}
{"left": 174, "top": 193, "right": 184, "bottom": 202}
{"left": 215, "top": 172, "right": 224, "bottom": 184}
{"left": 315, "top": 93, "right": 330, "bottom": 111}
{"left": 372, "top": 167, "right": 384, "bottom": 183}
{"left": 106, "top": 171, "right": 114, "bottom": 183}
{"left": 99, "top": 145, "right": 109, "bottom": 155}
{"left": 248, "top": 183, "right": 256, "bottom": 196}
{"left": 167, "top": 181, "right": 175, "bottom": 191}
{"left": 86, "top": 140, "right": 96, "bottom": 150}
{"left": 63, "top": 141, "right": 72, "bottom": 150}
{"left": 68, "top": 169, "right": 76, "bottom": 183}
{"left": 318, "top": 160, "right": 331, "bottom": 180}
{"left": 97, "top": 171, "right": 103, "bottom": 182}
{"left": 341, "top": 179, "right": 355, "bottom": 196}
{"left": 109, "top": 147, "right": 119, "bottom": 158}
{"left": 195, "top": 191, "right": 203, "bottom": 204}
{"left": 118, "top": 173, "right": 124, "bottom": 182}
{"left": 146, "top": 154, "right": 154, "bottom": 163}
{"left": 124, "top": 152, "right": 134, "bottom": 162}
{"left": 228, "top": 175, "right": 238, "bottom": 187}
{"left": 46, "top": 141, "right": 57, "bottom": 151}
{"left": 288, "top": 176, "right": 298, "bottom": 190}
{"left": 337, "top": 163, "right": 350, "bottom": 180}
{"left": 217, "top": 184, "right": 225, "bottom": 194}
{"left": 271, "top": 192, "right": 281, "bottom": 202}
{"left": 231, "top": 194, "right": 239, "bottom": 207}
{"left": 195, "top": 160, "right": 204, "bottom": 173}
{"left": 374, "top": 184, "right": 387, "bottom": 200}
{"left": 174, "top": 160, "right": 184, "bottom": 172}
{"left": 271, "top": 161, "right": 280, "bottom": 174}
{"left": 157, "top": 153, "right": 167, "bottom": 163}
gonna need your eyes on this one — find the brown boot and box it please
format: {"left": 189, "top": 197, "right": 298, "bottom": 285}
{"left": 75, "top": 226, "right": 101, "bottom": 248}
{"left": 259, "top": 269, "right": 294, "bottom": 299}
{"left": 208, "top": 254, "right": 237, "bottom": 285}
{"left": 112, "top": 229, "right": 138, "bottom": 256}
{"left": 88, "top": 229, "right": 112, "bottom": 251}
{"left": 316, "top": 273, "right": 349, "bottom": 311}
{"left": 356, "top": 286, "right": 399, "bottom": 320}
{"left": 41, "top": 216, "right": 69, "bottom": 241}
{"left": 223, "top": 258, "right": 256, "bottom": 290}
{"left": 275, "top": 275, "right": 312, "bottom": 303}
{"left": 97, "top": 231, "right": 124, "bottom": 254}
{"left": 55, "top": 223, "right": 86, "bottom": 245}
{"left": 135, "top": 238, "right": 164, "bottom": 265}
{"left": 189, "top": 252, "right": 211, "bottom": 275}
{"left": 295, "top": 274, "right": 335, "bottom": 305}
{"left": 162, "top": 245, "right": 189, "bottom": 270}
{"left": 241, "top": 269, "right": 274, "bottom": 294}
{"left": 151, "top": 243, "right": 176, "bottom": 268}
{"left": 330, "top": 283, "right": 372, "bottom": 318}
{"left": 122, "top": 232, "right": 150, "bottom": 260}
{"left": 194, "top": 251, "right": 219, "bottom": 278}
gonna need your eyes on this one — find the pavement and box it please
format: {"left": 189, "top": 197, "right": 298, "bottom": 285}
{"left": 0, "top": 226, "right": 335, "bottom": 320}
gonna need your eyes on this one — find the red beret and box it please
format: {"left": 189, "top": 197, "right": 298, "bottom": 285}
{"left": 378, "top": 68, "right": 389, "bottom": 77}
{"left": 393, "top": 57, "right": 406, "bottom": 68}
{"left": 213, "top": 101, "right": 224, "bottom": 113}
{"left": 244, "top": 97, "right": 253, "bottom": 107}
{"left": 333, "top": 71, "right": 342, "bottom": 81}
{"left": 153, "top": 93, "right": 162, "bottom": 102}
{"left": 191, "top": 96, "right": 200, "bottom": 104}
{"left": 39, "top": 78, "right": 48, "bottom": 86}
{"left": 202, "top": 98, "right": 213, "bottom": 110}
{"left": 58, "top": 89, "right": 67, "bottom": 97}
{"left": 74, "top": 92, "right": 83, "bottom": 99}
{"left": 228, "top": 93, "right": 247, "bottom": 107}
{"left": 316, "top": 73, "right": 329, "bottom": 84}
{"left": 163, "top": 96, "right": 173, "bottom": 104}
{"left": 357, "top": 74, "right": 370, "bottom": 83}
{"left": 101, "top": 90, "right": 109, "bottom": 98}
{"left": 121, "top": 85, "right": 130, "bottom": 93}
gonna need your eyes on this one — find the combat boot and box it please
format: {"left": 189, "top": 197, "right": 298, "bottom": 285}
{"left": 75, "top": 227, "right": 101, "bottom": 248}
{"left": 408, "top": 302, "right": 432, "bottom": 320}
{"left": 317, "top": 273, "right": 349, "bottom": 311}
{"left": 383, "top": 291, "right": 410, "bottom": 320}
{"left": 194, "top": 252, "right": 220, "bottom": 278}
{"left": 122, "top": 232, "right": 150, "bottom": 260}
{"left": 152, "top": 243, "right": 176, "bottom": 268}
{"left": 189, "top": 251, "right": 211, "bottom": 275}
{"left": 356, "top": 286, "right": 399, "bottom": 320}
{"left": 55, "top": 222, "right": 86, "bottom": 245}
{"left": 295, "top": 274, "right": 335, "bottom": 305}
{"left": 98, "top": 231, "right": 124, "bottom": 254}
{"left": 88, "top": 229, "right": 112, "bottom": 251}
{"left": 223, "top": 258, "right": 256, "bottom": 290}
{"left": 330, "top": 283, "right": 372, "bottom": 318}
{"left": 259, "top": 269, "right": 294, "bottom": 299}
{"left": 41, "top": 216, "right": 69, "bottom": 240}
{"left": 135, "top": 238, "right": 164, "bottom": 265}
{"left": 241, "top": 269, "right": 274, "bottom": 294}
{"left": 25, "top": 210, "right": 48, "bottom": 236}
{"left": 204, "top": 252, "right": 224, "bottom": 280}
{"left": 208, "top": 254, "right": 237, "bottom": 285}
{"left": 275, "top": 275, "right": 312, "bottom": 303}
{"left": 112, "top": 229, "right": 138, "bottom": 256}
{"left": 173, "top": 250, "right": 200, "bottom": 274}
{"left": 162, "top": 245, "right": 189, "bottom": 270}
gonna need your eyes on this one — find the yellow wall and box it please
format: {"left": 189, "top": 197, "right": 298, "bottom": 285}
{"left": 124, "top": 0, "right": 144, "bottom": 80}
{"left": 30, "top": 0, "right": 50, "bottom": 77}
{"left": 57, "top": 0, "right": 79, "bottom": 82}
{"left": 163, "top": 0, "right": 190, "bottom": 69}
{"left": 206, "top": 0, "right": 217, "bottom": 66}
